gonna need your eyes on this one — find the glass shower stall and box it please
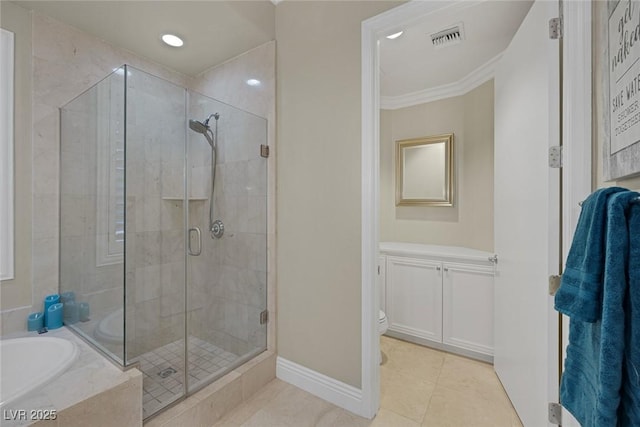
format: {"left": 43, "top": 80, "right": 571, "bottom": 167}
{"left": 59, "top": 65, "right": 268, "bottom": 419}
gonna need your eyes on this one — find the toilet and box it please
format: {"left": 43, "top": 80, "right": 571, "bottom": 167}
{"left": 378, "top": 310, "right": 388, "bottom": 335}
{"left": 378, "top": 310, "right": 388, "bottom": 364}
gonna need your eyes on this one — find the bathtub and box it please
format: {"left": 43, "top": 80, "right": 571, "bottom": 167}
{"left": 94, "top": 308, "right": 123, "bottom": 345}
{"left": 0, "top": 337, "right": 78, "bottom": 407}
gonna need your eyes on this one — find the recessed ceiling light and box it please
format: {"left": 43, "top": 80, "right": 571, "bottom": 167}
{"left": 386, "top": 31, "right": 404, "bottom": 40}
{"left": 161, "top": 34, "right": 184, "bottom": 47}
{"left": 113, "top": 67, "right": 131, "bottom": 77}
{"left": 246, "top": 79, "right": 261, "bottom": 86}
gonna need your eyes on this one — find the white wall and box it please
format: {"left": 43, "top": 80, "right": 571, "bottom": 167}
{"left": 380, "top": 80, "right": 494, "bottom": 251}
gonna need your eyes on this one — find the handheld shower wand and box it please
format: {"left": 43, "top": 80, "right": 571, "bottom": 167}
{"left": 188, "top": 113, "right": 222, "bottom": 238}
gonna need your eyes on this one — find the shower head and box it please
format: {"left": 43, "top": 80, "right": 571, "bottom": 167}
{"left": 189, "top": 119, "right": 214, "bottom": 147}
{"left": 189, "top": 119, "right": 208, "bottom": 134}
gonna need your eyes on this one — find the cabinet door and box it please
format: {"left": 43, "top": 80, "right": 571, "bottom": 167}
{"left": 442, "top": 263, "right": 494, "bottom": 355}
{"left": 386, "top": 256, "right": 442, "bottom": 342}
{"left": 378, "top": 255, "right": 386, "bottom": 312}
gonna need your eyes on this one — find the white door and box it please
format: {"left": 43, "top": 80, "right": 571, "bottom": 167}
{"left": 494, "top": 0, "right": 560, "bottom": 426}
{"left": 386, "top": 257, "right": 442, "bottom": 342}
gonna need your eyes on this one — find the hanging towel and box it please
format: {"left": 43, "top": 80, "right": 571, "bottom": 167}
{"left": 555, "top": 186, "right": 627, "bottom": 322}
{"left": 559, "top": 190, "right": 639, "bottom": 427}
{"left": 620, "top": 201, "right": 640, "bottom": 426}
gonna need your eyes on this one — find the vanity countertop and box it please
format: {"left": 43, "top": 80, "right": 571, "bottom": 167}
{"left": 380, "top": 242, "right": 495, "bottom": 264}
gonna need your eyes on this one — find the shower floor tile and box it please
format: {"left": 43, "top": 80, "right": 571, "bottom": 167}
{"left": 137, "top": 336, "right": 238, "bottom": 419}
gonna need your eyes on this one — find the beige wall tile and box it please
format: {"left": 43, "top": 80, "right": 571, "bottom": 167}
{"left": 54, "top": 373, "right": 142, "bottom": 427}
{"left": 238, "top": 352, "right": 276, "bottom": 400}
{"left": 143, "top": 400, "right": 198, "bottom": 427}
{"left": 0, "top": 306, "right": 32, "bottom": 335}
{"left": 219, "top": 378, "right": 287, "bottom": 425}
{"left": 195, "top": 374, "right": 243, "bottom": 426}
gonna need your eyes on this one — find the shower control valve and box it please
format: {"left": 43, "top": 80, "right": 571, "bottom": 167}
{"left": 211, "top": 220, "right": 224, "bottom": 239}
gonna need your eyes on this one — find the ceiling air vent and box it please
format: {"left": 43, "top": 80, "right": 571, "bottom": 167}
{"left": 430, "top": 23, "right": 465, "bottom": 49}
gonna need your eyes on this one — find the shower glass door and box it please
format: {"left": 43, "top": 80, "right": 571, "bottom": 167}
{"left": 185, "top": 92, "right": 268, "bottom": 393}
{"left": 124, "top": 65, "right": 188, "bottom": 418}
{"left": 60, "top": 67, "right": 126, "bottom": 364}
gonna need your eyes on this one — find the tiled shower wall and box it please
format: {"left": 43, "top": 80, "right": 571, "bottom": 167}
{"left": 191, "top": 43, "right": 277, "bottom": 353}
{"left": 124, "top": 69, "right": 188, "bottom": 359}
{"left": 187, "top": 98, "right": 268, "bottom": 356}
{"left": 31, "top": 13, "right": 189, "bottom": 338}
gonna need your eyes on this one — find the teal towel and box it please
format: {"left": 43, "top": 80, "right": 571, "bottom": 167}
{"left": 559, "top": 190, "right": 639, "bottom": 427}
{"left": 620, "top": 201, "right": 640, "bottom": 426}
{"left": 555, "top": 187, "right": 627, "bottom": 322}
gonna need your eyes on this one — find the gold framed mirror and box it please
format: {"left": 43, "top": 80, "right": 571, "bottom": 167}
{"left": 395, "top": 133, "right": 454, "bottom": 206}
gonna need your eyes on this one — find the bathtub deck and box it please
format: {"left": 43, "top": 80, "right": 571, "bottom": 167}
{"left": 0, "top": 327, "right": 141, "bottom": 427}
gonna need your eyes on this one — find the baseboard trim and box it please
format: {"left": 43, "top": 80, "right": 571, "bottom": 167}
{"left": 276, "top": 356, "right": 364, "bottom": 416}
{"left": 385, "top": 330, "right": 494, "bottom": 364}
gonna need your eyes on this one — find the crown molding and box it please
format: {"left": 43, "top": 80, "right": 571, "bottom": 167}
{"left": 380, "top": 52, "right": 503, "bottom": 110}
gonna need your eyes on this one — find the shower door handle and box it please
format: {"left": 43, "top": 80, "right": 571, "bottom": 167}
{"left": 188, "top": 227, "right": 202, "bottom": 256}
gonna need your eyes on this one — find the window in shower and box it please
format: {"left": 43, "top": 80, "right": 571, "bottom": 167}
{"left": 0, "top": 28, "right": 14, "bottom": 281}
{"left": 96, "top": 79, "right": 125, "bottom": 267}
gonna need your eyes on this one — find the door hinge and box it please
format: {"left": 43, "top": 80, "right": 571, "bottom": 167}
{"left": 260, "top": 144, "right": 270, "bottom": 158}
{"left": 549, "top": 275, "right": 562, "bottom": 296}
{"left": 548, "top": 402, "right": 562, "bottom": 425}
{"left": 549, "top": 17, "right": 562, "bottom": 40}
{"left": 549, "top": 146, "right": 563, "bottom": 168}
{"left": 260, "top": 310, "right": 269, "bottom": 325}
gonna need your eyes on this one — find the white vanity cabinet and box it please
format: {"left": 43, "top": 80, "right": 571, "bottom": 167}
{"left": 380, "top": 242, "right": 496, "bottom": 361}
{"left": 441, "top": 262, "right": 494, "bottom": 356}
{"left": 386, "top": 257, "right": 443, "bottom": 342}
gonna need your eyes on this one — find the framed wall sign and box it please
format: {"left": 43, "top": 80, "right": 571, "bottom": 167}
{"left": 605, "top": 0, "right": 640, "bottom": 180}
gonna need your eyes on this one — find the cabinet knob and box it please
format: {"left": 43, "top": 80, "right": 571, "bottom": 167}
{"left": 436, "top": 266, "right": 441, "bottom": 271}
{"left": 443, "top": 267, "right": 449, "bottom": 272}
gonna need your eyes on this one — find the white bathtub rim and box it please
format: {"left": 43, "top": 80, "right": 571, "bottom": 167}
{"left": 0, "top": 336, "right": 78, "bottom": 408}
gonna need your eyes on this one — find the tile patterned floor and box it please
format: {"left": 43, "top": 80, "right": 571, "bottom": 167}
{"left": 212, "top": 336, "right": 523, "bottom": 427}
{"left": 139, "top": 336, "right": 238, "bottom": 418}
